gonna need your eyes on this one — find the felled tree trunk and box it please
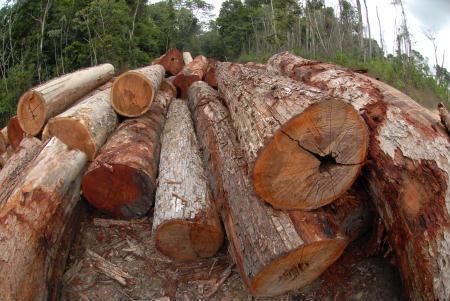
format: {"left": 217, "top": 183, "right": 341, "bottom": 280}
{"left": 0, "top": 137, "right": 87, "bottom": 301}
{"left": 160, "top": 78, "right": 177, "bottom": 98}
{"left": 82, "top": 91, "right": 173, "bottom": 218}
{"left": 438, "top": 103, "right": 450, "bottom": 135}
{"left": 204, "top": 59, "right": 218, "bottom": 88}
{"left": 216, "top": 63, "right": 369, "bottom": 210}
{"left": 7, "top": 116, "right": 26, "bottom": 151}
{"left": 17, "top": 64, "right": 114, "bottom": 135}
{"left": 111, "top": 65, "right": 165, "bottom": 117}
{"left": 0, "top": 127, "right": 7, "bottom": 154}
{"left": 183, "top": 52, "right": 193, "bottom": 65}
{"left": 267, "top": 51, "right": 450, "bottom": 301}
{"left": 152, "top": 98, "right": 223, "bottom": 261}
{"left": 159, "top": 48, "right": 184, "bottom": 75}
{"left": 188, "top": 81, "right": 372, "bottom": 296}
{"left": 43, "top": 89, "right": 118, "bottom": 160}
{"left": 173, "top": 55, "right": 208, "bottom": 99}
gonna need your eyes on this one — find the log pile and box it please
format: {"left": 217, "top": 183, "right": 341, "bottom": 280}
{"left": 0, "top": 49, "right": 449, "bottom": 300}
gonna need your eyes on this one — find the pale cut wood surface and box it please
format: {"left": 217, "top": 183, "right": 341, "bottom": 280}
{"left": 17, "top": 64, "right": 114, "bottom": 135}
{"left": 43, "top": 88, "right": 118, "bottom": 160}
{"left": 111, "top": 65, "right": 165, "bottom": 117}
{"left": 183, "top": 52, "right": 193, "bottom": 65}
{"left": 0, "top": 137, "right": 88, "bottom": 301}
{"left": 153, "top": 98, "right": 223, "bottom": 261}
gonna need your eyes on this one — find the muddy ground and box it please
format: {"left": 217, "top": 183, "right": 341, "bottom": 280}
{"left": 61, "top": 202, "right": 404, "bottom": 301}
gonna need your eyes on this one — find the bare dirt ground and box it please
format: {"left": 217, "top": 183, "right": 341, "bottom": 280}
{"left": 62, "top": 202, "right": 404, "bottom": 301}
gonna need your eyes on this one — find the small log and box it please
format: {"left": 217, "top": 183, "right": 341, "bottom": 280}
{"left": 43, "top": 89, "right": 118, "bottom": 160}
{"left": 188, "top": 82, "right": 372, "bottom": 296}
{"left": 152, "top": 98, "right": 223, "bottom": 261}
{"left": 82, "top": 91, "right": 173, "bottom": 218}
{"left": 86, "top": 249, "right": 134, "bottom": 286}
{"left": 111, "top": 65, "right": 165, "bottom": 117}
{"left": 160, "top": 48, "right": 184, "bottom": 76}
{"left": 267, "top": 51, "right": 450, "bottom": 301}
{"left": 204, "top": 59, "right": 218, "bottom": 88}
{"left": 0, "top": 137, "right": 88, "bottom": 301}
{"left": 17, "top": 64, "right": 114, "bottom": 135}
{"left": 183, "top": 52, "right": 193, "bottom": 65}
{"left": 438, "top": 103, "right": 450, "bottom": 134}
{"left": 216, "top": 63, "right": 369, "bottom": 210}
{"left": 173, "top": 55, "right": 208, "bottom": 99}
{"left": 7, "top": 116, "right": 26, "bottom": 151}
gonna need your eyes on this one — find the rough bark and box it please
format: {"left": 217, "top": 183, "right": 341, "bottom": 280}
{"left": 43, "top": 88, "right": 118, "bottom": 160}
{"left": 7, "top": 116, "right": 26, "bottom": 151}
{"left": 160, "top": 77, "right": 177, "bottom": 98}
{"left": 216, "top": 63, "right": 369, "bottom": 210}
{"left": 204, "top": 59, "right": 218, "bottom": 89}
{"left": 159, "top": 48, "right": 184, "bottom": 75}
{"left": 173, "top": 55, "right": 208, "bottom": 99}
{"left": 183, "top": 52, "right": 193, "bottom": 65}
{"left": 152, "top": 98, "right": 223, "bottom": 261}
{"left": 0, "top": 127, "right": 7, "bottom": 154}
{"left": 111, "top": 64, "right": 165, "bottom": 117}
{"left": 17, "top": 64, "right": 114, "bottom": 135}
{"left": 0, "top": 137, "right": 88, "bottom": 301}
{"left": 82, "top": 91, "right": 173, "bottom": 218}
{"left": 267, "top": 51, "right": 450, "bottom": 301}
{"left": 438, "top": 103, "right": 450, "bottom": 135}
{"left": 188, "top": 81, "right": 371, "bottom": 296}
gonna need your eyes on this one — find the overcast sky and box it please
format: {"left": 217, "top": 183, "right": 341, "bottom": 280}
{"left": 0, "top": 0, "right": 448, "bottom": 70}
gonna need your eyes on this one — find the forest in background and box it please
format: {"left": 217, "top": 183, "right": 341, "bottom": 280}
{"left": 1, "top": 0, "right": 449, "bottom": 126}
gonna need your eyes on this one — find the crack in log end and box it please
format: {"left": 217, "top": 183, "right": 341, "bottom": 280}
{"left": 17, "top": 91, "right": 46, "bottom": 136}
{"left": 253, "top": 99, "right": 368, "bottom": 210}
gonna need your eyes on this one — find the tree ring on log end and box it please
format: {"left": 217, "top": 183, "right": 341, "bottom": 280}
{"left": 253, "top": 98, "right": 369, "bottom": 210}
{"left": 251, "top": 239, "right": 347, "bottom": 296}
{"left": 111, "top": 72, "right": 155, "bottom": 117}
{"left": 46, "top": 118, "right": 96, "bottom": 160}
{"left": 154, "top": 220, "right": 224, "bottom": 261}
{"left": 17, "top": 91, "right": 46, "bottom": 135}
{"left": 82, "top": 164, "right": 154, "bottom": 218}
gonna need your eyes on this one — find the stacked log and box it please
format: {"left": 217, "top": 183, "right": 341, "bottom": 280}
{"left": 267, "top": 51, "right": 450, "bottom": 301}
{"left": 42, "top": 89, "right": 118, "bottom": 160}
{"left": 152, "top": 98, "right": 224, "bottom": 261}
{"left": 159, "top": 48, "right": 184, "bottom": 75}
{"left": 438, "top": 103, "right": 450, "bottom": 134}
{"left": 0, "top": 127, "right": 7, "bottom": 155}
{"left": 82, "top": 91, "right": 173, "bottom": 218}
{"left": 111, "top": 65, "right": 165, "bottom": 117}
{"left": 17, "top": 64, "right": 114, "bottom": 135}
{"left": 183, "top": 52, "right": 193, "bottom": 65}
{"left": 160, "top": 77, "right": 177, "bottom": 98}
{"left": 188, "top": 81, "right": 372, "bottom": 296}
{"left": 204, "top": 59, "right": 218, "bottom": 88}
{"left": 7, "top": 116, "right": 26, "bottom": 151}
{"left": 173, "top": 55, "right": 208, "bottom": 99}
{"left": 0, "top": 137, "right": 87, "bottom": 301}
{"left": 216, "top": 63, "right": 369, "bottom": 210}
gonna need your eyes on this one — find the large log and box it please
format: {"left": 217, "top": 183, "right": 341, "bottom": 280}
{"left": 42, "top": 89, "right": 118, "bottom": 160}
{"left": 188, "top": 81, "right": 371, "bottom": 296}
{"left": 152, "top": 98, "right": 223, "bottom": 261}
{"left": 17, "top": 64, "right": 114, "bottom": 135}
{"left": 82, "top": 91, "right": 173, "bottom": 218}
{"left": 111, "top": 65, "right": 165, "bottom": 117}
{"left": 173, "top": 55, "right": 208, "bottom": 99}
{"left": 159, "top": 48, "right": 184, "bottom": 75}
{"left": 183, "top": 52, "right": 193, "bottom": 65}
{"left": 204, "top": 59, "right": 218, "bottom": 88}
{"left": 7, "top": 116, "right": 26, "bottom": 151}
{"left": 0, "top": 127, "right": 7, "bottom": 154}
{"left": 216, "top": 63, "right": 369, "bottom": 210}
{"left": 0, "top": 137, "right": 87, "bottom": 301}
{"left": 267, "top": 52, "right": 450, "bottom": 301}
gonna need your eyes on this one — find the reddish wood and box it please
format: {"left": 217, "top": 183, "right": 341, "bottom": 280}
{"left": 267, "top": 51, "right": 450, "bottom": 301}
{"left": 188, "top": 81, "right": 372, "bottom": 296}
{"left": 82, "top": 91, "right": 173, "bottom": 218}
{"left": 438, "top": 103, "right": 449, "bottom": 135}
{"left": 159, "top": 48, "right": 184, "bottom": 75}
{"left": 173, "top": 55, "right": 208, "bottom": 99}
{"left": 7, "top": 116, "right": 26, "bottom": 151}
{"left": 204, "top": 59, "right": 218, "bottom": 88}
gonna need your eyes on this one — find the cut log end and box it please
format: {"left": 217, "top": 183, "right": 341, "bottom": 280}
{"left": 251, "top": 239, "right": 347, "bottom": 296}
{"left": 253, "top": 98, "right": 369, "bottom": 210}
{"left": 111, "top": 72, "right": 155, "bottom": 117}
{"left": 173, "top": 74, "right": 201, "bottom": 99}
{"left": 154, "top": 220, "right": 224, "bottom": 261}
{"left": 160, "top": 49, "right": 184, "bottom": 75}
{"left": 82, "top": 164, "right": 154, "bottom": 218}
{"left": 17, "top": 91, "right": 46, "bottom": 135}
{"left": 45, "top": 118, "right": 96, "bottom": 160}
